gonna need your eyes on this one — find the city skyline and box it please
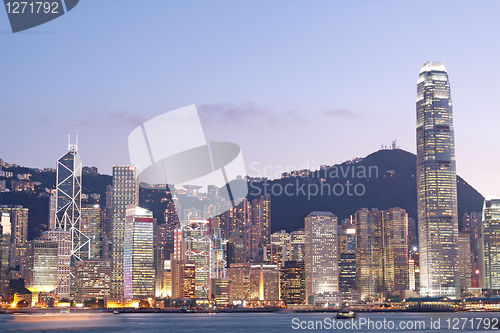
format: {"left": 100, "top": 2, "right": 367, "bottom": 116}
{"left": 2, "top": 1, "right": 500, "bottom": 198}
{"left": 5, "top": 3, "right": 500, "bottom": 327}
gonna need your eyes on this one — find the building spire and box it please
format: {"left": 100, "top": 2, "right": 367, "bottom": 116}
{"left": 76, "top": 121, "right": 79, "bottom": 151}
{"left": 68, "top": 121, "right": 71, "bottom": 151}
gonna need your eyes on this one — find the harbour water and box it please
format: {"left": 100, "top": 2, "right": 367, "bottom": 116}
{"left": 0, "top": 311, "right": 499, "bottom": 332}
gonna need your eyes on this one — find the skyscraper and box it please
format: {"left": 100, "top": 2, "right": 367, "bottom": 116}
{"left": 81, "top": 204, "right": 102, "bottom": 259}
{"left": 0, "top": 206, "right": 28, "bottom": 270}
{"left": 211, "top": 217, "right": 226, "bottom": 279}
{"left": 55, "top": 139, "right": 89, "bottom": 263}
{"left": 249, "top": 263, "right": 280, "bottom": 301}
{"left": 74, "top": 259, "right": 111, "bottom": 301}
{"left": 458, "top": 233, "right": 472, "bottom": 293}
{"left": 226, "top": 262, "right": 251, "bottom": 302}
{"left": 41, "top": 230, "right": 71, "bottom": 299}
{"left": 25, "top": 240, "right": 58, "bottom": 294}
{"left": 227, "top": 230, "right": 245, "bottom": 264}
{"left": 280, "top": 260, "right": 305, "bottom": 305}
{"left": 0, "top": 213, "right": 10, "bottom": 299}
{"left": 111, "top": 165, "right": 139, "bottom": 298}
{"left": 252, "top": 195, "right": 271, "bottom": 248}
{"left": 49, "top": 189, "right": 57, "bottom": 230}
{"left": 382, "top": 207, "right": 409, "bottom": 292}
{"left": 304, "top": 211, "right": 338, "bottom": 297}
{"left": 355, "top": 208, "right": 382, "bottom": 299}
{"left": 480, "top": 198, "right": 500, "bottom": 291}
{"left": 173, "top": 220, "right": 212, "bottom": 299}
{"left": 123, "top": 206, "right": 155, "bottom": 299}
{"left": 355, "top": 207, "right": 408, "bottom": 298}
{"left": 416, "top": 61, "right": 459, "bottom": 297}
{"left": 290, "top": 229, "right": 306, "bottom": 262}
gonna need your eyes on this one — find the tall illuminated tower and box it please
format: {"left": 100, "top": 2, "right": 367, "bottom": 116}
{"left": 55, "top": 137, "right": 89, "bottom": 263}
{"left": 416, "top": 61, "right": 459, "bottom": 297}
{"left": 110, "top": 165, "right": 139, "bottom": 298}
{"left": 123, "top": 206, "right": 154, "bottom": 299}
{"left": 304, "top": 211, "right": 338, "bottom": 297}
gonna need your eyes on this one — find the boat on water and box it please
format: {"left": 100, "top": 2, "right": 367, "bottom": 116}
{"left": 336, "top": 310, "right": 356, "bottom": 319}
{"left": 113, "top": 310, "right": 120, "bottom": 314}
{"left": 60, "top": 308, "right": 70, "bottom": 314}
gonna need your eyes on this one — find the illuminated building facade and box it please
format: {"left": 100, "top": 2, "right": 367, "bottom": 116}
{"left": 355, "top": 208, "right": 408, "bottom": 297}
{"left": 271, "top": 230, "right": 291, "bottom": 261}
{"left": 304, "top": 211, "right": 338, "bottom": 296}
{"left": 0, "top": 213, "right": 10, "bottom": 299}
{"left": 211, "top": 278, "right": 231, "bottom": 306}
{"left": 226, "top": 263, "right": 251, "bottom": 302}
{"left": 458, "top": 233, "right": 472, "bottom": 293}
{"left": 252, "top": 195, "right": 271, "bottom": 248}
{"left": 249, "top": 264, "right": 280, "bottom": 301}
{"left": 41, "top": 230, "right": 71, "bottom": 299}
{"left": 0, "top": 206, "right": 28, "bottom": 269}
{"left": 211, "top": 217, "right": 225, "bottom": 279}
{"left": 464, "top": 212, "right": 481, "bottom": 287}
{"left": 290, "top": 229, "right": 305, "bottom": 262}
{"left": 123, "top": 206, "right": 154, "bottom": 299}
{"left": 111, "top": 165, "right": 139, "bottom": 298}
{"left": 339, "top": 253, "right": 356, "bottom": 292}
{"left": 227, "top": 230, "right": 245, "bottom": 264}
{"left": 174, "top": 220, "right": 212, "bottom": 299}
{"left": 280, "top": 260, "right": 305, "bottom": 304}
{"left": 156, "top": 223, "right": 175, "bottom": 257}
{"left": 383, "top": 207, "right": 409, "bottom": 292}
{"left": 416, "top": 61, "right": 459, "bottom": 297}
{"left": 49, "top": 189, "right": 57, "bottom": 230}
{"left": 409, "top": 258, "right": 416, "bottom": 291}
{"left": 81, "top": 204, "right": 102, "bottom": 259}
{"left": 480, "top": 198, "right": 500, "bottom": 291}
{"left": 355, "top": 208, "right": 382, "bottom": 299}
{"left": 74, "top": 260, "right": 111, "bottom": 301}
{"left": 225, "top": 198, "right": 244, "bottom": 237}
{"left": 55, "top": 141, "right": 89, "bottom": 263}
{"left": 263, "top": 244, "right": 286, "bottom": 268}
{"left": 25, "top": 240, "right": 58, "bottom": 294}
{"left": 171, "top": 259, "right": 196, "bottom": 299}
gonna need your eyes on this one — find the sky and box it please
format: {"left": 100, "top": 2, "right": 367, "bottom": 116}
{"left": 1, "top": 0, "right": 500, "bottom": 197}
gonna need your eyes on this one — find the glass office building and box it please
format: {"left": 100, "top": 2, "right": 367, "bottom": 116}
{"left": 416, "top": 61, "right": 459, "bottom": 297}
{"left": 123, "top": 206, "right": 154, "bottom": 299}
{"left": 25, "top": 240, "right": 58, "bottom": 293}
{"left": 304, "top": 211, "right": 338, "bottom": 296}
{"left": 55, "top": 143, "right": 89, "bottom": 263}
{"left": 480, "top": 199, "right": 500, "bottom": 291}
{"left": 111, "top": 165, "right": 139, "bottom": 298}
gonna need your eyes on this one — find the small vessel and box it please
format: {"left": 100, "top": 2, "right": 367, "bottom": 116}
{"left": 113, "top": 310, "right": 120, "bottom": 314}
{"left": 60, "top": 307, "right": 70, "bottom": 314}
{"left": 336, "top": 309, "right": 356, "bottom": 319}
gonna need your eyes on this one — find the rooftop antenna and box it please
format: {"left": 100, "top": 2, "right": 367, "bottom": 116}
{"left": 68, "top": 121, "right": 71, "bottom": 151}
{"left": 76, "top": 121, "right": 79, "bottom": 151}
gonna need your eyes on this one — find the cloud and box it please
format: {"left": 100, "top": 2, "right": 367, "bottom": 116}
{"left": 198, "top": 102, "right": 306, "bottom": 126}
{"left": 106, "top": 111, "right": 146, "bottom": 127}
{"left": 324, "top": 108, "right": 361, "bottom": 118}
{"left": 35, "top": 117, "right": 53, "bottom": 124}
{"left": 198, "top": 102, "right": 276, "bottom": 124}
{"left": 78, "top": 110, "right": 146, "bottom": 128}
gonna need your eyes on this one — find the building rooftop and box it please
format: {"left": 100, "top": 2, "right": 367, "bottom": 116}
{"left": 420, "top": 61, "right": 447, "bottom": 73}
{"left": 307, "top": 211, "right": 336, "bottom": 217}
